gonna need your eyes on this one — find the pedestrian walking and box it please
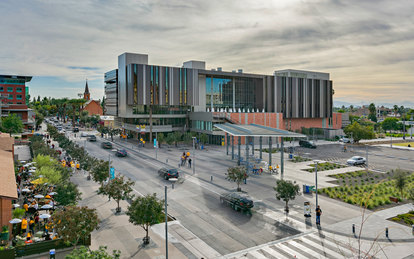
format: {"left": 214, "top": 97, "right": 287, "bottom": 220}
{"left": 315, "top": 205, "right": 322, "bottom": 225}
{"left": 188, "top": 158, "right": 192, "bottom": 168}
{"left": 29, "top": 217, "right": 35, "bottom": 234}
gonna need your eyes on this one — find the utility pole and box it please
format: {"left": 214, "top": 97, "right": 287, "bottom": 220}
{"left": 366, "top": 145, "right": 368, "bottom": 168}
{"left": 164, "top": 186, "right": 168, "bottom": 259}
{"left": 192, "top": 137, "right": 196, "bottom": 174}
{"left": 314, "top": 160, "right": 319, "bottom": 208}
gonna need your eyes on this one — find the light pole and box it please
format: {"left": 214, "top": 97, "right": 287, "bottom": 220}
{"left": 365, "top": 145, "right": 368, "bottom": 168}
{"left": 192, "top": 137, "right": 196, "bottom": 174}
{"left": 313, "top": 160, "right": 320, "bottom": 208}
{"left": 411, "top": 115, "right": 413, "bottom": 139}
{"left": 164, "top": 186, "right": 168, "bottom": 259}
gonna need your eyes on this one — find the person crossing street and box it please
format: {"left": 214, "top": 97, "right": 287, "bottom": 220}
{"left": 315, "top": 205, "right": 322, "bottom": 225}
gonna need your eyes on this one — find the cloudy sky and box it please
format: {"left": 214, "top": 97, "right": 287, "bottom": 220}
{"left": 1, "top": 0, "right": 413, "bottom": 106}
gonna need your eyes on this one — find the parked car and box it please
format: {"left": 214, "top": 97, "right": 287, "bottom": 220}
{"left": 158, "top": 167, "right": 179, "bottom": 180}
{"left": 339, "top": 137, "right": 351, "bottom": 143}
{"left": 347, "top": 156, "right": 366, "bottom": 166}
{"left": 115, "top": 149, "right": 127, "bottom": 157}
{"left": 219, "top": 192, "right": 254, "bottom": 213}
{"left": 87, "top": 135, "right": 97, "bottom": 142}
{"left": 299, "top": 140, "right": 317, "bottom": 149}
{"left": 80, "top": 132, "right": 89, "bottom": 137}
{"left": 101, "top": 142, "right": 112, "bottom": 149}
{"left": 73, "top": 127, "right": 79, "bottom": 133}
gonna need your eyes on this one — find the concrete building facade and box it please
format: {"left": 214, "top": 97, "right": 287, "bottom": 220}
{"left": 105, "top": 53, "right": 340, "bottom": 143}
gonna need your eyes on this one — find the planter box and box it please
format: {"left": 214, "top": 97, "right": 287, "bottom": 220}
{"left": 0, "top": 247, "right": 15, "bottom": 259}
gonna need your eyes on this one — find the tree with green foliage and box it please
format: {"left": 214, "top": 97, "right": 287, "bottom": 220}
{"left": 1, "top": 114, "right": 24, "bottom": 133}
{"left": 51, "top": 206, "right": 99, "bottom": 247}
{"left": 35, "top": 166, "right": 62, "bottom": 185}
{"left": 274, "top": 179, "right": 300, "bottom": 213}
{"left": 344, "top": 121, "right": 375, "bottom": 143}
{"left": 54, "top": 182, "right": 82, "bottom": 206}
{"left": 225, "top": 166, "right": 248, "bottom": 192}
{"left": 199, "top": 133, "right": 208, "bottom": 144}
{"left": 165, "top": 133, "right": 174, "bottom": 145}
{"left": 91, "top": 160, "right": 110, "bottom": 186}
{"left": 126, "top": 193, "right": 164, "bottom": 245}
{"left": 368, "top": 103, "right": 377, "bottom": 122}
{"left": 393, "top": 169, "right": 408, "bottom": 199}
{"left": 157, "top": 133, "right": 165, "bottom": 148}
{"left": 98, "top": 175, "right": 135, "bottom": 213}
{"left": 66, "top": 246, "right": 120, "bottom": 259}
{"left": 381, "top": 117, "right": 399, "bottom": 132}
{"left": 172, "top": 131, "right": 182, "bottom": 146}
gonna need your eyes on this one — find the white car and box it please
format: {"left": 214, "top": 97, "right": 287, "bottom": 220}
{"left": 347, "top": 156, "right": 366, "bottom": 166}
{"left": 339, "top": 137, "right": 351, "bottom": 143}
{"left": 81, "top": 132, "right": 89, "bottom": 137}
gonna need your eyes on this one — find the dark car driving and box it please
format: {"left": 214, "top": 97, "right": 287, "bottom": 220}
{"left": 73, "top": 127, "right": 79, "bottom": 133}
{"left": 101, "top": 142, "right": 112, "bottom": 149}
{"left": 158, "top": 167, "right": 179, "bottom": 180}
{"left": 115, "top": 149, "right": 127, "bottom": 157}
{"left": 299, "top": 140, "right": 316, "bottom": 149}
{"left": 220, "top": 192, "right": 253, "bottom": 214}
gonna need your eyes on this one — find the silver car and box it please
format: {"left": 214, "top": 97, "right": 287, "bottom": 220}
{"left": 347, "top": 156, "right": 366, "bottom": 166}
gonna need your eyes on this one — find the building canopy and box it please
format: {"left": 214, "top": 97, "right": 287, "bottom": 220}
{"left": 214, "top": 123, "right": 307, "bottom": 138}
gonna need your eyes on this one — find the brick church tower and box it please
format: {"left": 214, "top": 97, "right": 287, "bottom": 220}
{"left": 84, "top": 79, "right": 90, "bottom": 101}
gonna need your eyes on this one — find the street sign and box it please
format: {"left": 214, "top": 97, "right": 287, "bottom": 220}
{"left": 110, "top": 167, "right": 115, "bottom": 179}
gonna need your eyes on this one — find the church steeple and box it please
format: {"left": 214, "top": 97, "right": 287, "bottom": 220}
{"left": 84, "top": 79, "right": 90, "bottom": 101}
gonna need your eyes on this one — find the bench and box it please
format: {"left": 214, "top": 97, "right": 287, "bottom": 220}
{"left": 389, "top": 196, "right": 399, "bottom": 203}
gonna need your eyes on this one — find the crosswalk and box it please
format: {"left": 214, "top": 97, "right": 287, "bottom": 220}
{"left": 225, "top": 232, "right": 355, "bottom": 259}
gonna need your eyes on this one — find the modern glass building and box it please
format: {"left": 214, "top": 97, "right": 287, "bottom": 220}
{"left": 104, "top": 53, "right": 339, "bottom": 142}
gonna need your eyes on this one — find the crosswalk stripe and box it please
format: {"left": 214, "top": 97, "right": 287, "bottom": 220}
{"left": 245, "top": 250, "right": 267, "bottom": 259}
{"left": 260, "top": 247, "right": 289, "bottom": 259}
{"left": 301, "top": 235, "right": 347, "bottom": 258}
{"left": 306, "top": 234, "right": 353, "bottom": 258}
{"left": 283, "top": 240, "right": 319, "bottom": 259}
{"left": 276, "top": 243, "right": 308, "bottom": 259}
{"left": 269, "top": 244, "right": 303, "bottom": 258}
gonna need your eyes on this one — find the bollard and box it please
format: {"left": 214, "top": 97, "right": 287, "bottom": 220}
{"left": 385, "top": 227, "right": 389, "bottom": 238}
{"left": 211, "top": 176, "right": 213, "bottom": 182}
{"left": 172, "top": 183, "right": 175, "bottom": 189}
{"left": 166, "top": 159, "right": 168, "bottom": 163}
{"left": 352, "top": 224, "right": 355, "bottom": 234}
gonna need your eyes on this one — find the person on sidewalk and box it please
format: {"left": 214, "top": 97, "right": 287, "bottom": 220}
{"left": 21, "top": 217, "right": 28, "bottom": 235}
{"left": 188, "top": 158, "right": 192, "bottom": 168}
{"left": 315, "top": 205, "right": 322, "bottom": 225}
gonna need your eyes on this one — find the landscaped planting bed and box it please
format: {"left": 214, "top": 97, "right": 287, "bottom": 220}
{"left": 389, "top": 210, "right": 414, "bottom": 226}
{"left": 303, "top": 162, "right": 346, "bottom": 172}
{"left": 290, "top": 156, "right": 312, "bottom": 163}
{"left": 319, "top": 170, "right": 414, "bottom": 209}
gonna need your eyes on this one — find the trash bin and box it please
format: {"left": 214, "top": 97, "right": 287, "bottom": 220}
{"left": 289, "top": 154, "right": 293, "bottom": 159}
{"left": 304, "top": 202, "right": 311, "bottom": 217}
{"left": 201, "top": 144, "right": 204, "bottom": 150}
{"left": 305, "top": 185, "right": 310, "bottom": 193}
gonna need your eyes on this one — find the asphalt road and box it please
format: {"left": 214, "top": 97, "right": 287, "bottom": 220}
{"left": 296, "top": 143, "right": 414, "bottom": 172}
{"left": 78, "top": 135, "right": 301, "bottom": 255}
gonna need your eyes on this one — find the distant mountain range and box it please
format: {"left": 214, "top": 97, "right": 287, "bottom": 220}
{"left": 334, "top": 100, "right": 414, "bottom": 108}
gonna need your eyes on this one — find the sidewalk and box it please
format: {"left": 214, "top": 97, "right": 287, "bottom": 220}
{"left": 72, "top": 173, "right": 190, "bottom": 259}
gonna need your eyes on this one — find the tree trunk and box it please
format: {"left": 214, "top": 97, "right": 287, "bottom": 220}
{"left": 237, "top": 182, "right": 241, "bottom": 192}
{"left": 116, "top": 200, "right": 120, "bottom": 213}
{"left": 285, "top": 200, "right": 289, "bottom": 213}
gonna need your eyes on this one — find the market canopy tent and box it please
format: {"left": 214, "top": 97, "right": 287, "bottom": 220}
{"left": 214, "top": 123, "right": 307, "bottom": 178}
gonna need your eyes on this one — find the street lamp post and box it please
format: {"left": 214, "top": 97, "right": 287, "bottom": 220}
{"left": 164, "top": 186, "right": 168, "bottom": 259}
{"left": 314, "top": 160, "right": 319, "bottom": 208}
{"left": 108, "top": 154, "right": 111, "bottom": 180}
{"left": 192, "top": 137, "right": 196, "bottom": 174}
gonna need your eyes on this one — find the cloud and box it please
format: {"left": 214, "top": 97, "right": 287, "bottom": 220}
{"left": 0, "top": 0, "right": 413, "bottom": 105}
